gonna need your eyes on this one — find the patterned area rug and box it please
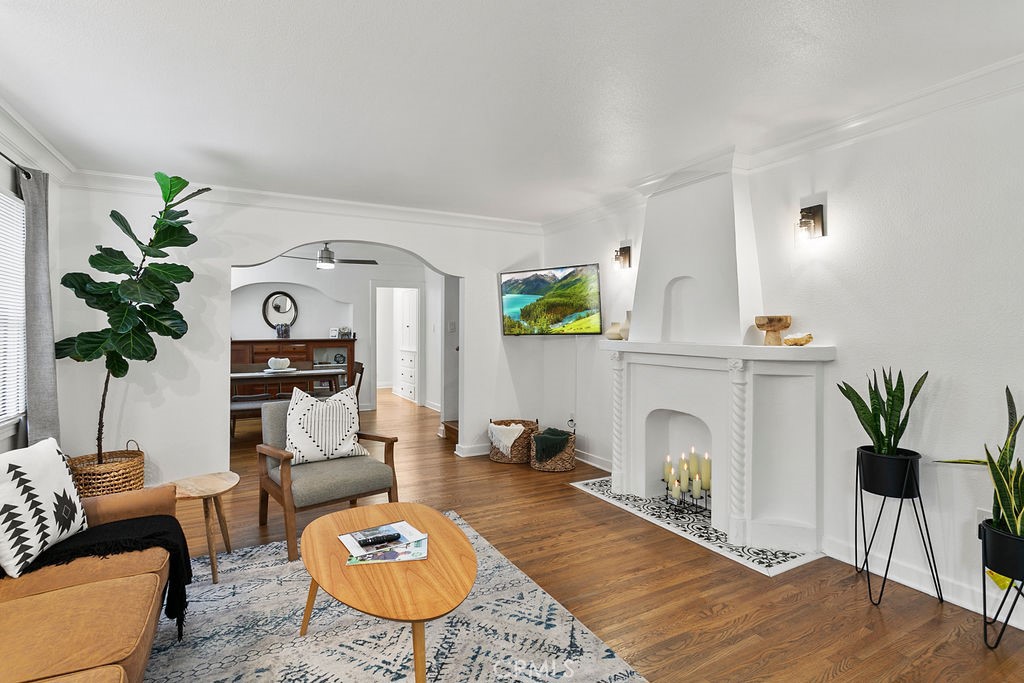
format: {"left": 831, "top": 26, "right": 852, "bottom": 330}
{"left": 572, "top": 477, "right": 820, "bottom": 576}
{"left": 146, "top": 512, "right": 646, "bottom": 682}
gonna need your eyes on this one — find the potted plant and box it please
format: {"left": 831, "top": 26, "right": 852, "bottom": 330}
{"left": 943, "top": 387, "right": 1024, "bottom": 648}
{"left": 838, "top": 367, "right": 929, "bottom": 497}
{"left": 55, "top": 172, "right": 210, "bottom": 495}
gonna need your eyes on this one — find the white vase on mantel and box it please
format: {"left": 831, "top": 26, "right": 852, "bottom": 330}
{"left": 604, "top": 322, "right": 622, "bottom": 340}
{"left": 619, "top": 310, "right": 632, "bottom": 341}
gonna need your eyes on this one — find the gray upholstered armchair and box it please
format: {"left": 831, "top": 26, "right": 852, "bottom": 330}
{"left": 256, "top": 401, "right": 398, "bottom": 561}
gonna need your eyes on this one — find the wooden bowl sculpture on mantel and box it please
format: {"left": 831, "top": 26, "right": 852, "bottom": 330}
{"left": 754, "top": 315, "right": 792, "bottom": 346}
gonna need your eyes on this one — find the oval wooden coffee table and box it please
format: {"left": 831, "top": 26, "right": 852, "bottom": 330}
{"left": 299, "top": 502, "right": 477, "bottom": 683}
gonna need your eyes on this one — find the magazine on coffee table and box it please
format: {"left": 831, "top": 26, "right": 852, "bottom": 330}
{"left": 338, "top": 520, "right": 427, "bottom": 557}
{"left": 346, "top": 537, "right": 428, "bottom": 565}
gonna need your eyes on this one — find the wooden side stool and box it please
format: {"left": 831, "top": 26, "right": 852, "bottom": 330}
{"left": 173, "top": 471, "right": 240, "bottom": 583}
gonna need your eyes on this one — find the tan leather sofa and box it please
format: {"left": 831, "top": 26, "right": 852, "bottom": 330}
{"left": 0, "top": 485, "right": 178, "bottom": 683}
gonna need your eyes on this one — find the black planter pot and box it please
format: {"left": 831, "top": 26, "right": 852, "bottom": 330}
{"left": 853, "top": 445, "right": 942, "bottom": 606}
{"left": 979, "top": 519, "right": 1024, "bottom": 581}
{"left": 978, "top": 519, "right": 1024, "bottom": 648}
{"left": 857, "top": 446, "right": 920, "bottom": 499}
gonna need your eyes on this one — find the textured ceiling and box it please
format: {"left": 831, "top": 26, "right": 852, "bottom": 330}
{"left": 1, "top": 1, "right": 1022, "bottom": 222}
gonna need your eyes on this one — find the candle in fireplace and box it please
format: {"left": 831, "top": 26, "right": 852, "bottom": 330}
{"left": 692, "top": 473, "right": 702, "bottom": 499}
{"left": 663, "top": 455, "right": 671, "bottom": 483}
{"left": 689, "top": 446, "right": 700, "bottom": 479}
{"left": 700, "top": 452, "right": 712, "bottom": 489}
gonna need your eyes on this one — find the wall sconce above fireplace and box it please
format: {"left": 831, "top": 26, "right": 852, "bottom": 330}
{"left": 796, "top": 204, "right": 826, "bottom": 240}
{"left": 614, "top": 243, "right": 632, "bottom": 269}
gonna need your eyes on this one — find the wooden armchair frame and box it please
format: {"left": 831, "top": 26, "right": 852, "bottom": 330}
{"left": 256, "top": 432, "right": 399, "bottom": 561}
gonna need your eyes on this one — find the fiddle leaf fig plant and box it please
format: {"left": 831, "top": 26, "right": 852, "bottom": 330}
{"left": 837, "top": 367, "right": 929, "bottom": 455}
{"left": 55, "top": 172, "right": 210, "bottom": 462}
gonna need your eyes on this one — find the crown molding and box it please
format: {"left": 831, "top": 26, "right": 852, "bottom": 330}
{"left": 0, "top": 96, "right": 75, "bottom": 181}
{"left": 741, "top": 53, "right": 1024, "bottom": 171}
{"left": 551, "top": 53, "right": 1024, "bottom": 227}
{"left": 542, "top": 191, "right": 648, "bottom": 235}
{"left": 64, "top": 170, "right": 543, "bottom": 235}
{"left": 541, "top": 147, "right": 737, "bottom": 234}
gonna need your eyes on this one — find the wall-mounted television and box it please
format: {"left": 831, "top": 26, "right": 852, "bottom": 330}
{"left": 499, "top": 263, "right": 603, "bottom": 336}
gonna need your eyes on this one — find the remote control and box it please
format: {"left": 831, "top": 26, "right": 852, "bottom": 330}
{"left": 357, "top": 532, "right": 401, "bottom": 547}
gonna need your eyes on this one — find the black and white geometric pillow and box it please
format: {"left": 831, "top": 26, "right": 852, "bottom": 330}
{"left": 0, "top": 437, "right": 88, "bottom": 577}
{"left": 285, "top": 387, "right": 370, "bottom": 465}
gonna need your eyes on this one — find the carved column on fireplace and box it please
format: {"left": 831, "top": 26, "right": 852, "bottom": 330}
{"left": 727, "top": 358, "right": 748, "bottom": 545}
{"left": 609, "top": 351, "right": 625, "bottom": 491}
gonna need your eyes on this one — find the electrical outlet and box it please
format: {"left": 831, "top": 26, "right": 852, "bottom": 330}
{"left": 447, "top": 321, "right": 456, "bottom": 333}
{"left": 977, "top": 507, "right": 991, "bottom": 526}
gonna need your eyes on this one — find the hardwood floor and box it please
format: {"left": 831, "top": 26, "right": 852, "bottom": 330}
{"left": 174, "top": 391, "right": 1024, "bottom": 682}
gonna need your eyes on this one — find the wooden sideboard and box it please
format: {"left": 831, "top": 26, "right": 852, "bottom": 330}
{"left": 230, "top": 338, "right": 356, "bottom": 396}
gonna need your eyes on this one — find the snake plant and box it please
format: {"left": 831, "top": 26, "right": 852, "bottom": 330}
{"left": 837, "top": 368, "right": 929, "bottom": 455}
{"left": 944, "top": 387, "right": 1024, "bottom": 537}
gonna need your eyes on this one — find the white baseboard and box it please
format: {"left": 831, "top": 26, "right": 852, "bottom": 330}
{"left": 425, "top": 400, "right": 441, "bottom": 412}
{"left": 377, "top": 381, "right": 393, "bottom": 389}
{"left": 575, "top": 449, "right": 610, "bottom": 473}
{"left": 455, "top": 442, "right": 490, "bottom": 457}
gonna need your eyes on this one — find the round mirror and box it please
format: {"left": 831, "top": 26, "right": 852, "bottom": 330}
{"left": 262, "top": 291, "right": 298, "bottom": 328}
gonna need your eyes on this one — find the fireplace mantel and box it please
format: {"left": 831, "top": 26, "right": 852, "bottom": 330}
{"left": 600, "top": 340, "right": 836, "bottom": 362}
{"left": 599, "top": 339, "right": 836, "bottom": 553}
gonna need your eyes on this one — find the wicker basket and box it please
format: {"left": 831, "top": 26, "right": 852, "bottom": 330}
{"left": 67, "top": 440, "right": 145, "bottom": 497}
{"left": 530, "top": 432, "right": 576, "bottom": 472}
{"left": 488, "top": 419, "right": 539, "bottom": 463}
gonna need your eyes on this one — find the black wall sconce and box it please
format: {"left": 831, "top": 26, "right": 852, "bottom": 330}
{"left": 797, "top": 204, "right": 826, "bottom": 239}
{"left": 614, "top": 244, "right": 632, "bottom": 269}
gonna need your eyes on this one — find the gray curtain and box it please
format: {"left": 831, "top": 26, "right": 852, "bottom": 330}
{"left": 17, "top": 168, "right": 60, "bottom": 446}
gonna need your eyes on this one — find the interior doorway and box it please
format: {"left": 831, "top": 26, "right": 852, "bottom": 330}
{"left": 232, "top": 241, "right": 462, "bottom": 448}
{"left": 375, "top": 286, "right": 420, "bottom": 404}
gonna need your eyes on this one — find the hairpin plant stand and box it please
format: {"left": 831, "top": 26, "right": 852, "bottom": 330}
{"left": 853, "top": 448, "right": 943, "bottom": 606}
{"left": 979, "top": 520, "right": 1024, "bottom": 648}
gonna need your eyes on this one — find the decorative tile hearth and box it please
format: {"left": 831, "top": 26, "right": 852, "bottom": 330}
{"left": 572, "top": 477, "right": 822, "bottom": 576}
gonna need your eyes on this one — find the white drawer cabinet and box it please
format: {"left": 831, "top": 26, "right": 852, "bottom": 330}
{"left": 394, "top": 350, "right": 417, "bottom": 402}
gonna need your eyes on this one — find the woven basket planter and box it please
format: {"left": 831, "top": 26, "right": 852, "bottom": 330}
{"left": 530, "top": 433, "right": 576, "bottom": 472}
{"left": 66, "top": 441, "right": 145, "bottom": 497}
{"left": 488, "top": 419, "right": 538, "bottom": 464}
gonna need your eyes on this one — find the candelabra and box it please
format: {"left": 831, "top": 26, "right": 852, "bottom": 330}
{"left": 661, "top": 478, "right": 711, "bottom": 518}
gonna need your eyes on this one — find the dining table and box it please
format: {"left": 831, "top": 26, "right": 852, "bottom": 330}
{"left": 230, "top": 362, "right": 348, "bottom": 395}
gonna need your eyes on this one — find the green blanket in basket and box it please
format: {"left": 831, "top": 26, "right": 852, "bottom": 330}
{"left": 534, "top": 427, "right": 571, "bottom": 462}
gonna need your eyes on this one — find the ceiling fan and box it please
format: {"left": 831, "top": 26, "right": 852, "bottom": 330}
{"left": 281, "top": 242, "right": 379, "bottom": 269}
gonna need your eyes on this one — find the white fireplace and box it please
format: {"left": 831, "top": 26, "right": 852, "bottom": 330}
{"left": 600, "top": 340, "right": 835, "bottom": 553}
{"left": 600, "top": 158, "right": 838, "bottom": 553}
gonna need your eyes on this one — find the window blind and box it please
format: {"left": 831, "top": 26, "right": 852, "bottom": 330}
{"left": 0, "top": 188, "right": 26, "bottom": 424}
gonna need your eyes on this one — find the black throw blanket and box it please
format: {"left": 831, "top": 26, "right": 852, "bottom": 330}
{"left": 534, "top": 427, "right": 572, "bottom": 462}
{"left": 27, "top": 514, "right": 192, "bottom": 640}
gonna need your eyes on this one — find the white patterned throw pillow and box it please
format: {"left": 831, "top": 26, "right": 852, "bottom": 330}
{"left": 286, "top": 387, "right": 369, "bottom": 464}
{"left": 0, "top": 438, "right": 89, "bottom": 577}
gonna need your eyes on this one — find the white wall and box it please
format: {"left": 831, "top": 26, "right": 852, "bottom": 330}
{"left": 745, "top": 89, "right": 1024, "bottom": 624}
{"left": 51, "top": 179, "right": 542, "bottom": 481}
{"left": 231, "top": 282, "right": 354, "bottom": 340}
{"left": 375, "top": 288, "right": 394, "bottom": 387}
{"left": 424, "top": 269, "right": 443, "bottom": 412}
{"left": 538, "top": 200, "right": 645, "bottom": 469}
